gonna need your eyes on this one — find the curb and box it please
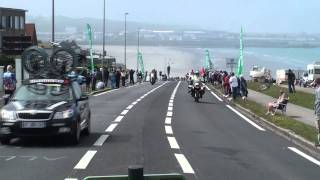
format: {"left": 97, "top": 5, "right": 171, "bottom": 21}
{"left": 208, "top": 85, "right": 320, "bottom": 159}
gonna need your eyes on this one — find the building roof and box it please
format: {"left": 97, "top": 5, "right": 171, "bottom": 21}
{"left": 0, "top": 7, "right": 27, "bottom": 12}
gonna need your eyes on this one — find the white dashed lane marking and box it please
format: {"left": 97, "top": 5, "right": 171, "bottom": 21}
{"left": 168, "top": 106, "right": 173, "bottom": 111}
{"left": 175, "top": 154, "right": 195, "bottom": 174}
{"left": 93, "top": 135, "right": 109, "bottom": 146}
{"left": 74, "top": 150, "right": 97, "bottom": 169}
{"left": 105, "top": 123, "right": 118, "bottom": 132}
{"left": 126, "top": 105, "right": 134, "bottom": 110}
{"left": 165, "top": 125, "right": 173, "bottom": 134}
{"left": 210, "top": 91, "right": 223, "bottom": 102}
{"left": 165, "top": 117, "right": 172, "bottom": 125}
{"left": 167, "top": 111, "right": 173, "bottom": 117}
{"left": 114, "top": 115, "right": 124, "bottom": 122}
{"left": 167, "top": 136, "right": 180, "bottom": 149}
{"left": 121, "top": 110, "right": 129, "bottom": 115}
{"left": 168, "top": 103, "right": 174, "bottom": 107}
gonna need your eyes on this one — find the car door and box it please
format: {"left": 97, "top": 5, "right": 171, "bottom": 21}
{"left": 72, "top": 82, "right": 89, "bottom": 130}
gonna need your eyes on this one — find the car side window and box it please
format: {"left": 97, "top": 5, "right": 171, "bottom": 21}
{"left": 72, "top": 82, "right": 82, "bottom": 100}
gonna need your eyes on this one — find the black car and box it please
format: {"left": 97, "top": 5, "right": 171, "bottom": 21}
{"left": 0, "top": 79, "right": 91, "bottom": 145}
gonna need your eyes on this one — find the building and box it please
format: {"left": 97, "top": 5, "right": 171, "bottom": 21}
{"left": 0, "top": 7, "right": 36, "bottom": 55}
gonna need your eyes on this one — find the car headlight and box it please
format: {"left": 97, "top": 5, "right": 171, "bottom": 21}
{"left": 53, "top": 109, "right": 74, "bottom": 119}
{"left": 0, "top": 110, "right": 17, "bottom": 121}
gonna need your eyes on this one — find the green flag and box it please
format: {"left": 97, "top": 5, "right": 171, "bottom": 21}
{"left": 237, "top": 27, "right": 244, "bottom": 76}
{"left": 138, "top": 52, "right": 145, "bottom": 77}
{"left": 205, "top": 49, "right": 213, "bottom": 70}
{"left": 86, "top": 24, "right": 94, "bottom": 73}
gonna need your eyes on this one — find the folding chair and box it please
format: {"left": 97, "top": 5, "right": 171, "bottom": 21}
{"left": 272, "top": 99, "right": 289, "bottom": 115}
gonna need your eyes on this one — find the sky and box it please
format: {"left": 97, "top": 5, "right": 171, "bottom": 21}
{"left": 1, "top": 0, "right": 319, "bottom": 33}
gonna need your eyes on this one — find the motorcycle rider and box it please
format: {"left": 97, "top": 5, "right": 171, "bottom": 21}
{"left": 190, "top": 70, "right": 205, "bottom": 98}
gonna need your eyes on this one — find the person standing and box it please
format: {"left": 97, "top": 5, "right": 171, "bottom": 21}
{"left": 129, "top": 69, "right": 135, "bottom": 85}
{"left": 104, "top": 68, "right": 109, "bottom": 87}
{"left": 287, "top": 69, "right": 296, "bottom": 93}
{"left": 3, "top": 65, "right": 17, "bottom": 103}
{"left": 85, "top": 72, "right": 91, "bottom": 92}
{"left": 167, "top": 65, "right": 171, "bottom": 78}
{"left": 121, "top": 70, "right": 126, "bottom": 87}
{"left": 229, "top": 72, "right": 238, "bottom": 100}
{"left": 240, "top": 75, "right": 248, "bottom": 99}
{"left": 314, "top": 78, "right": 320, "bottom": 146}
{"left": 116, "top": 69, "right": 121, "bottom": 88}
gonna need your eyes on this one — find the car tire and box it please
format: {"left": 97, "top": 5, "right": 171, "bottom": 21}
{"left": 70, "top": 121, "right": 80, "bottom": 145}
{"left": 82, "top": 113, "right": 91, "bottom": 136}
{"left": 0, "top": 137, "right": 11, "bottom": 145}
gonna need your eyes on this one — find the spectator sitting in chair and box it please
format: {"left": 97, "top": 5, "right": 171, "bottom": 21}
{"left": 266, "top": 90, "right": 289, "bottom": 115}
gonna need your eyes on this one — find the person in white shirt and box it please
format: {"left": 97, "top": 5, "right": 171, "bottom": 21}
{"left": 229, "top": 72, "right": 238, "bottom": 100}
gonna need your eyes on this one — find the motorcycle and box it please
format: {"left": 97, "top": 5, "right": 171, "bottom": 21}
{"left": 150, "top": 73, "right": 156, "bottom": 85}
{"left": 191, "top": 82, "right": 205, "bottom": 102}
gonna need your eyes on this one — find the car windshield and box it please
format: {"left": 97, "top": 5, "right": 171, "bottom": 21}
{"left": 12, "top": 83, "right": 72, "bottom": 101}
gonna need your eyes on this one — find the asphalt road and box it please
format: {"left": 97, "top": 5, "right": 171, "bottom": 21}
{"left": 0, "top": 81, "right": 319, "bottom": 180}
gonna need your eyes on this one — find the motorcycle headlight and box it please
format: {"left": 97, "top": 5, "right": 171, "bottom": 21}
{"left": 53, "top": 109, "right": 74, "bottom": 119}
{"left": 0, "top": 110, "right": 17, "bottom": 121}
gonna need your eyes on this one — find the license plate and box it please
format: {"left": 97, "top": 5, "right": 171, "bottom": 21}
{"left": 21, "top": 122, "right": 46, "bottom": 128}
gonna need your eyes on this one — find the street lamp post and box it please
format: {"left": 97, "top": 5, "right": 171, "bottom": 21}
{"left": 124, "top": 12, "right": 129, "bottom": 70}
{"left": 102, "top": 0, "right": 106, "bottom": 82}
{"left": 137, "top": 28, "right": 140, "bottom": 72}
{"left": 52, "top": 0, "right": 55, "bottom": 42}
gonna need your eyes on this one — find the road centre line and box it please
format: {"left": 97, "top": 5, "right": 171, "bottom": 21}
{"left": 165, "top": 117, "right": 172, "bottom": 124}
{"left": 165, "top": 125, "right": 173, "bottom": 134}
{"left": 65, "top": 178, "right": 78, "bottom": 180}
{"left": 105, "top": 123, "right": 118, "bottom": 132}
{"left": 74, "top": 150, "right": 97, "bottom": 169}
{"left": 169, "top": 103, "right": 174, "bottom": 107}
{"left": 136, "top": 99, "right": 141, "bottom": 102}
{"left": 126, "top": 105, "right": 134, "bottom": 110}
{"left": 132, "top": 101, "right": 138, "bottom": 105}
{"left": 114, "top": 115, "right": 124, "bottom": 122}
{"left": 168, "top": 106, "right": 173, "bottom": 111}
{"left": 169, "top": 100, "right": 174, "bottom": 103}
{"left": 210, "top": 91, "right": 223, "bottom": 102}
{"left": 175, "top": 154, "right": 195, "bottom": 174}
{"left": 288, "top": 147, "right": 320, "bottom": 166}
{"left": 121, "top": 110, "right": 129, "bottom": 115}
{"left": 167, "top": 111, "right": 173, "bottom": 117}
{"left": 226, "top": 105, "right": 266, "bottom": 131}
{"left": 93, "top": 135, "right": 109, "bottom": 146}
{"left": 167, "top": 136, "right": 180, "bottom": 149}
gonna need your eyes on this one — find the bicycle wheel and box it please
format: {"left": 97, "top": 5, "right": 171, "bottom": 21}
{"left": 50, "top": 48, "right": 78, "bottom": 76}
{"left": 21, "top": 46, "right": 48, "bottom": 75}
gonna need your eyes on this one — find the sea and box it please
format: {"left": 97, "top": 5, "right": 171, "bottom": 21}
{"left": 84, "top": 45, "right": 320, "bottom": 78}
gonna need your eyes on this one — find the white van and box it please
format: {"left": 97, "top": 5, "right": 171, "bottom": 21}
{"left": 307, "top": 62, "right": 320, "bottom": 81}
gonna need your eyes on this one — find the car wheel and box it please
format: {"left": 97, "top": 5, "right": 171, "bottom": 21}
{"left": 82, "top": 114, "right": 91, "bottom": 136}
{"left": 70, "top": 121, "right": 80, "bottom": 145}
{"left": 0, "top": 137, "right": 11, "bottom": 145}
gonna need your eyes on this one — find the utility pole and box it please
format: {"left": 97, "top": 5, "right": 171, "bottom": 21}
{"left": 102, "top": 0, "right": 106, "bottom": 82}
{"left": 124, "top": 12, "right": 129, "bottom": 70}
{"left": 52, "top": 0, "right": 55, "bottom": 42}
{"left": 137, "top": 28, "right": 140, "bottom": 72}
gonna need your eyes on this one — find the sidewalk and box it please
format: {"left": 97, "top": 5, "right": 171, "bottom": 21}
{"left": 280, "top": 84, "right": 314, "bottom": 94}
{"left": 247, "top": 89, "right": 316, "bottom": 127}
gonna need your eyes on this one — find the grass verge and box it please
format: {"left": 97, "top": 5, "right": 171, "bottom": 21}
{"left": 209, "top": 84, "right": 318, "bottom": 143}
{"left": 247, "top": 81, "right": 314, "bottom": 110}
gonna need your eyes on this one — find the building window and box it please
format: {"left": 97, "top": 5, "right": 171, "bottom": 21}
{"left": 10, "top": 16, "right": 14, "bottom": 28}
{"left": 0, "top": 16, "right": 5, "bottom": 29}
{"left": 15, "top": 16, "right": 20, "bottom": 29}
{"left": 6, "top": 16, "right": 10, "bottom": 28}
{"left": 20, "top": 16, "right": 24, "bottom": 29}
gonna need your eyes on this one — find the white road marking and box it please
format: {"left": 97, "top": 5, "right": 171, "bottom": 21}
{"left": 126, "top": 105, "right": 134, "bottom": 110}
{"left": 114, "top": 115, "right": 124, "bottom": 122}
{"left": 175, "top": 154, "right": 195, "bottom": 174}
{"left": 165, "top": 117, "right": 172, "bottom": 124}
{"left": 169, "top": 100, "right": 174, "bottom": 103}
{"left": 205, "top": 86, "right": 211, "bottom": 91}
{"left": 105, "top": 123, "right": 118, "bottom": 132}
{"left": 74, "top": 150, "right": 97, "bottom": 169}
{"left": 226, "top": 105, "right": 265, "bottom": 131}
{"left": 210, "top": 91, "right": 223, "bottom": 102}
{"left": 132, "top": 101, "right": 138, "bottom": 105}
{"left": 93, "top": 135, "right": 109, "bottom": 146}
{"left": 167, "top": 111, "right": 173, "bottom": 117}
{"left": 167, "top": 137, "right": 180, "bottom": 149}
{"left": 93, "top": 89, "right": 118, "bottom": 97}
{"left": 288, "top": 147, "right": 320, "bottom": 166}
{"left": 168, "top": 106, "right": 173, "bottom": 111}
{"left": 136, "top": 99, "right": 141, "bottom": 102}
{"left": 65, "top": 178, "right": 78, "bottom": 180}
{"left": 169, "top": 103, "right": 174, "bottom": 107}
{"left": 165, "top": 126, "right": 173, "bottom": 134}
{"left": 121, "top": 110, "right": 129, "bottom": 115}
